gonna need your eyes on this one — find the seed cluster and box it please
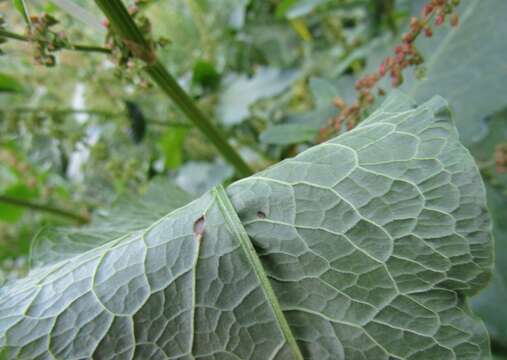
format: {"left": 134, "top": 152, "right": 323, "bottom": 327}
{"left": 319, "top": 0, "right": 462, "bottom": 141}
{"left": 102, "top": 0, "right": 169, "bottom": 85}
{"left": 10, "top": 13, "right": 69, "bottom": 67}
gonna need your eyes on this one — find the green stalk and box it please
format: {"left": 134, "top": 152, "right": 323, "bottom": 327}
{"left": 0, "top": 29, "right": 111, "bottom": 54}
{"left": 1, "top": 107, "right": 191, "bottom": 128}
{"left": 0, "top": 195, "right": 90, "bottom": 224}
{"left": 93, "top": 0, "right": 253, "bottom": 177}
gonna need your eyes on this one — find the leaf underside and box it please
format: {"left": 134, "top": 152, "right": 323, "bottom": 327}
{"left": 0, "top": 93, "right": 493, "bottom": 359}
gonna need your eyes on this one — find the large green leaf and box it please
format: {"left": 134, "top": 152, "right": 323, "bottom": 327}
{"left": 0, "top": 94, "right": 493, "bottom": 359}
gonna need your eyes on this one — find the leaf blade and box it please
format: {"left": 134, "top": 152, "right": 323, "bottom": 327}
{"left": 213, "top": 184, "right": 303, "bottom": 360}
{"left": 12, "top": 0, "right": 31, "bottom": 26}
{"left": 0, "top": 93, "right": 493, "bottom": 359}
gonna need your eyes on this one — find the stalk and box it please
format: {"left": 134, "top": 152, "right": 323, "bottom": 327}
{"left": 0, "top": 195, "right": 90, "bottom": 224}
{"left": 1, "top": 107, "right": 191, "bottom": 128}
{"left": 94, "top": 0, "right": 253, "bottom": 177}
{"left": 0, "top": 29, "right": 111, "bottom": 54}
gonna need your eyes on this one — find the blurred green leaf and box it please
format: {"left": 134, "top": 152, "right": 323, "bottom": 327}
{"left": 175, "top": 160, "right": 233, "bottom": 195}
{"left": 470, "top": 109, "right": 507, "bottom": 347}
{"left": 259, "top": 77, "right": 355, "bottom": 145}
{"left": 277, "top": 0, "right": 329, "bottom": 19}
{"left": 309, "top": 77, "right": 338, "bottom": 107}
{"left": 46, "top": 0, "right": 105, "bottom": 32}
{"left": 158, "top": 128, "right": 189, "bottom": 170}
{"left": 275, "top": 0, "right": 297, "bottom": 18}
{"left": 217, "top": 67, "right": 299, "bottom": 125}
{"left": 0, "top": 185, "right": 38, "bottom": 223}
{"left": 404, "top": 0, "right": 507, "bottom": 145}
{"left": 471, "top": 185, "right": 507, "bottom": 346}
{"left": 469, "top": 109, "right": 507, "bottom": 163}
{"left": 12, "top": 0, "right": 31, "bottom": 25}
{"left": 246, "top": 24, "right": 301, "bottom": 66}
{"left": 192, "top": 60, "right": 221, "bottom": 89}
{"left": 260, "top": 123, "right": 317, "bottom": 144}
{"left": 228, "top": 0, "right": 250, "bottom": 29}
{"left": 0, "top": 73, "right": 23, "bottom": 93}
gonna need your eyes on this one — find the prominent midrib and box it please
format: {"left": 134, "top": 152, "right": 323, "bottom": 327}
{"left": 213, "top": 185, "right": 304, "bottom": 360}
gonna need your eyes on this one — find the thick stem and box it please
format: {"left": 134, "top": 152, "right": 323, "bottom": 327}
{"left": 145, "top": 63, "right": 253, "bottom": 176}
{"left": 0, "top": 195, "right": 90, "bottom": 223}
{"left": 0, "top": 29, "right": 111, "bottom": 54}
{"left": 93, "top": 0, "right": 253, "bottom": 177}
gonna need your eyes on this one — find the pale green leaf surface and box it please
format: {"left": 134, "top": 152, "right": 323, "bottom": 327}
{"left": 0, "top": 94, "right": 493, "bottom": 359}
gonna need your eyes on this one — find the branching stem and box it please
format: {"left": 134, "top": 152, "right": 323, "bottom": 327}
{"left": 94, "top": 0, "right": 253, "bottom": 177}
{"left": 0, "top": 29, "right": 111, "bottom": 54}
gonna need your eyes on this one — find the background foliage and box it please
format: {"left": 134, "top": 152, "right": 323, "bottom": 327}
{"left": 0, "top": 0, "right": 506, "bottom": 357}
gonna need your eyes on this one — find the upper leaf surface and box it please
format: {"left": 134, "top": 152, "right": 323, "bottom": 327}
{"left": 0, "top": 94, "right": 493, "bottom": 359}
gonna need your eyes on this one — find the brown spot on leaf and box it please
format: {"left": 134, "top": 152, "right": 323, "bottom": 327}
{"left": 193, "top": 216, "right": 205, "bottom": 241}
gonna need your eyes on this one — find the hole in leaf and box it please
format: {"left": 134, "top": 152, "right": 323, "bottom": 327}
{"left": 256, "top": 211, "right": 266, "bottom": 219}
{"left": 193, "top": 216, "right": 205, "bottom": 240}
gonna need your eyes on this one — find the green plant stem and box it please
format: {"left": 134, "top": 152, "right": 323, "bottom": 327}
{"left": 145, "top": 62, "right": 253, "bottom": 176}
{"left": 0, "top": 195, "right": 90, "bottom": 223}
{"left": 0, "top": 29, "right": 111, "bottom": 54}
{"left": 1, "top": 107, "right": 191, "bottom": 128}
{"left": 93, "top": 0, "right": 253, "bottom": 177}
